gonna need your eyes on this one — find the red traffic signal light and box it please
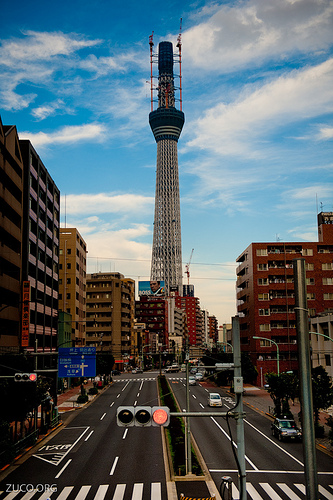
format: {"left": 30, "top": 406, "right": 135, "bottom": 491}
{"left": 14, "top": 373, "right": 37, "bottom": 382}
{"left": 152, "top": 406, "right": 170, "bottom": 427}
{"left": 116, "top": 406, "right": 170, "bottom": 427}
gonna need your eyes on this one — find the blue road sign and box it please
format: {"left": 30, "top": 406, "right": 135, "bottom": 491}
{"left": 58, "top": 347, "right": 96, "bottom": 378}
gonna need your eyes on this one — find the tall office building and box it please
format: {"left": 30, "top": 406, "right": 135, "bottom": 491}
{"left": 19, "top": 139, "right": 60, "bottom": 353}
{"left": 149, "top": 37, "right": 185, "bottom": 294}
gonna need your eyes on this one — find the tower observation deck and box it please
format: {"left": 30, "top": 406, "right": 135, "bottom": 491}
{"left": 149, "top": 39, "right": 185, "bottom": 295}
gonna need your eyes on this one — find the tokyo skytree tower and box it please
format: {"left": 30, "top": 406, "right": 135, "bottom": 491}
{"left": 149, "top": 33, "right": 185, "bottom": 295}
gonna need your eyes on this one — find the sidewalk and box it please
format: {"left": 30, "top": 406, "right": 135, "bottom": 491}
{"left": 241, "top": 384, "right": 333, "bottom": 455}
{"left": 56, "top": 380, "right": 96, "bottom": 412}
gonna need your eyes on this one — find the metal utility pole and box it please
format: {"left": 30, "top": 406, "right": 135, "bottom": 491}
{"left": 293, "top": 258, "right": 319, "bottom": 500}
{"left": 232, "top": 316, "right": 246, "bottom": 500}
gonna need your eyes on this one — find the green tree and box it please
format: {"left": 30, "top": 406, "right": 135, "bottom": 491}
{"left": 266, "top": 372, "right": 299, "bottom": 417}
{"left": 311, "top": 365, "right": 333, "bottom": 427}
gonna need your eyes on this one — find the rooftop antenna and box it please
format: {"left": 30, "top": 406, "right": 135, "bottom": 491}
{"left": 149, "top": 31, "right": 154, "bottom": 112}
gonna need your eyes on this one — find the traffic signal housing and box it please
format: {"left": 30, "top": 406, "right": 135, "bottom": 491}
{"left": 117, "top": 406, "right": 170, "bottom": 427}
{"left": 14, "top": 373, "right": 37, "bottom": 382}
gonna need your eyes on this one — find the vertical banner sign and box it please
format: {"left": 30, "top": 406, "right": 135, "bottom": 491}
{"left": 21, "top": 281, "right": 30, "bottom": 347}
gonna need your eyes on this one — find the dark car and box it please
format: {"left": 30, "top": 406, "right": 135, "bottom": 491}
{"left": 271, "top": 417, "right": 302, "bottom": 441}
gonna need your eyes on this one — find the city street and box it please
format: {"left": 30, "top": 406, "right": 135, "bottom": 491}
{"left": 1, "top": 372, "right": 333, "bottom": 499}
{"left": 0, "top": 373, "right": 167, "bottom": 500}
{"left": 168, "top": 373, "right": 333, "bottom": 499}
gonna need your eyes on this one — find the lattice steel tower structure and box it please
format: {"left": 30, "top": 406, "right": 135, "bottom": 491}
{"left": 149, "top": 33, "right": 185, "bottom": 295}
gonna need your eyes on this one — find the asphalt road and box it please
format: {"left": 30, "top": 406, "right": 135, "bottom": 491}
{"left": 0, "top": 373, "right": 167, "bottom": 500}
{"left": 167, "top": 373, "right": 333, "bottom": 499}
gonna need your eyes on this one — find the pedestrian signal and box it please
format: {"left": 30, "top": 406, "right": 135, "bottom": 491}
{"left": 116, "top": 406, "right": 170, "bottom": 427}
{"left": 14, "top": 373, "right": 37, "bottom": 382}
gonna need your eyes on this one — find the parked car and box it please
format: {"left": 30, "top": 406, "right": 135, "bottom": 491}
{"left": 271, "top": 417, "right": 302, "bottom": 441}
{"left": 207, "top": 393, "right": 223, "bottom": 407}
{"left": 189, "top": 376, "right": 196, "bottom": 386}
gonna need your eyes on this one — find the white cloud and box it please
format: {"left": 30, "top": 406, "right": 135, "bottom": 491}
{"left": 31, "top": 99, "right": 73, "bottom": 120}
{"left": 19, "top": 123, "right": 106, "bottom": 147}
{"left": 183, "top": 0, "right": 333, "bottom": 72}
{"left": 60, "top": 192, "right": 154, "bottom": 216}
{"left": 186, "top": 58, "right": 333, "bottom": 157}
{"left": 0, "top": 31, "right": 100, "bottom": 65}
{"left": 317, "top": 126, "right": 333, "bottom": 140}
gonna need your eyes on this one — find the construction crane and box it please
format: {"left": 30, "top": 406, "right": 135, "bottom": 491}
{"left": 185, "top": 248, "right": 194, "bottom": 285}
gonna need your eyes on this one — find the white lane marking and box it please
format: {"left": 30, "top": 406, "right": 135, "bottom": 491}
{"left": 151, "top": 483, "right": 162, "bottom": 500}
{"left": 100, "top": 413, "right": 107, "bottom": 420}
{"left": 260, "top": 483, "right": 283, "bottom": 499}
{"left": 74, "top": 485, "right": 91, "bottom": 500}
{"left": 112, "top": 484, "right": 126, "bottom": 500}
{"left": 210, "top": 417, "right": 258, "bottom": 471}
{"left": 121, "top": 381, "right": 130, "bottom": 391}
{"left": 122, "top": 428, "right": 128, "bottom": 439}
{"left": 94, "top": 485, "right": 109, "bottom": 500}
{"left": 137, "top": 393, "right": 140, "bottom": 397}
{"left": 54, "top": 487, "right": 73, "bottom": 500}
{"left": 132, "top": 483, "right": 143, "bottom": 500}
{"left": 246, "top": 483, "right": 264, "bottom": 499}
{"left": 199, "top": 403, "right": 205, "bottom": 408}
{"left": 319, "top": 485, "right": 333, "bottom": 499}
{"left": 244, "top": 419, "right": 304, "bottom": 467}
{"left": 277, "top": 483, "right": 302, "bottom": 499}
{"left": 20, "top": 492, "right": 38, "bottom": 500}
{"left": 192, "top": 394, "right": 197, "bottom": 399}
{"left": 134, "top": 400, "right": 137, "bottom": 406}
{"left": 55, "top": 459, "right": 72, "bottom": 479}
{"left": 117, "top": 394, "right": 120, "bottom": 398}
{"left": 85, "top": 430, "right": 94, "bottom": 441}
{"left": 110, "top": 456, "right": 119, "bottom": 475}
{"left": 139, "top": 380, "right": 144, "bottom": 391}
{"left": 110, "top": 401, "right": 114, "bottom": 407}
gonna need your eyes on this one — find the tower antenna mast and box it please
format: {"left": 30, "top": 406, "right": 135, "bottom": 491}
{"left": 176, "top": 18, "right": 183, "bottom": 111}
{"left": 185, "top": 248, "right": 194, "bottom": 285}
{"left": 149, "top": 31, "right": 154, "bottom": 112}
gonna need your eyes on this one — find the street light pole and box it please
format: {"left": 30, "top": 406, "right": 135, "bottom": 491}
{"left": 253, "top": 336, "right": 280, "bottom": 376}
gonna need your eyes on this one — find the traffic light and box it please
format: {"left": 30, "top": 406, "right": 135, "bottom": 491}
{"left": 151, "top": 406, "right": 170, "bottom": 427}
{"left": 14, "top": 373, "right": 37, "bottom": 382}
{"left": 116, "top": 406, "right": 170, "bottom": 427}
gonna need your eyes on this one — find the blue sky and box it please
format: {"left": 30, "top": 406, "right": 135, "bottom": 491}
{"left": 1, "top": 0, "right": 333, "bottom": 325}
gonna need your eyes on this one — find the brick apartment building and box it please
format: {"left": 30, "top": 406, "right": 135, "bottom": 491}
{"left": 236, "top": 212, "right": 333, "bottom": 385}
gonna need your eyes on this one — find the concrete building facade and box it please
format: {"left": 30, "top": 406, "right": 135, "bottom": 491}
{"left": 19, "top": 140, "right": 60, "bottom": 354}
{"left": 0, "top": 118, "right": 23, "bottom": 350}
{"left": 86, "top": 272, "right": 135, "bottom": 367}
{"left": 59, "top": 228, "right": 87, "bottom": 346}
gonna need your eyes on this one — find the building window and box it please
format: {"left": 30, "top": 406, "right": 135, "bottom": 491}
{"left": 256, "top": 249, "right": 268, "bottom": 256}
{"left": 305, "top": 263, "right": 314, "bottom": 271}
{"left": 258, "top": 278, "right": 268, "bottom": 285}
{"left": 324, "top": 293, "right": 333, "bottom": 300}
{"left": 258, "top": 293, "right": 269, "bottom": 300}
{"left": 307, "top": 293, "right": 316, "bottom": 300}
{"left": 257, "top": 263, "right": 268, "bottom": 271}
{"left": 325, "top": 354, "right": 331, "bottom": 367}
{"left": 67, "top": 263, "right": 71, "bottom": 269}
{"left": 260, "top": 324, "right": 271, "bottom": 331}
{"left": 322, "top": 263, "right": 333, "bottom": 270}
{"left": 302, "top": 248, "right": 313, "bottom": 256}
{"left": 259, "top": 309, "right": 270, "bottom": 316}
{"left": 67, "top": 248, "right": 71, "bottom": 254}
{"left": 66, "top": 293, "right": 71, "bottom": 299}
{"left": 67, "top": 278, "right": 71, "bottom": 284}
{"left": 306, "top": 278, "right": 315, "bottom": 285}
{"left": 323, "top": 278, "right": 333, "bottom": 285}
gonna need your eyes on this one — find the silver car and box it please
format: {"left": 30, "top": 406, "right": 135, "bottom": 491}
{"left": 207, "top": 392, "right": 223, "bottom": 407}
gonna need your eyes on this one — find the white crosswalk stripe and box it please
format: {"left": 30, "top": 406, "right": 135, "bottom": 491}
{"left": 0, "top": 483, "right": 163, "bottom": 500}
{"left": 230, "top": 481, "right": 333, "bottom": 499}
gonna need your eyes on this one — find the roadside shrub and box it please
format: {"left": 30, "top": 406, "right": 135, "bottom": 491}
{"left": 88, "top": 387, "right": 98, "bottom": 395}
{"left": 76, "top": 394, "right": 88, "bottom": 404}
{"left": 326, "top": 416, "right": 333, "bottom": 446}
